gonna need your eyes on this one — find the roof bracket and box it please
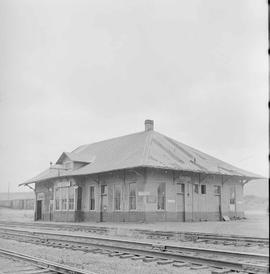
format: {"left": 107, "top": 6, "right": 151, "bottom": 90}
{"left": 24, "top": 183, "right": 35, "bottom": 192}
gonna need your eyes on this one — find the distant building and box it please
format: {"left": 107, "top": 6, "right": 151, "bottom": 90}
{"left": 0, "top": 192, "right": 34, "bottom": 210}
{"left": 20, "top": 120, "right": 262, "bottom": 222}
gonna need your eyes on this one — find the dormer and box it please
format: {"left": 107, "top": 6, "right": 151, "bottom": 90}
{"left": 55, "top": 152, "right": 94, "bottom": 171}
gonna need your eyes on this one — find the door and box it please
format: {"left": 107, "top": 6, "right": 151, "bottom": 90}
{"left": 229, "top": 186, "right": 236, "bottom": 216}
{"left": 100, "top": 185, "right": 108, "bottom": 222}
{"left": 36, "top": 200, "right": 42, "bottom": 220}
{"left": 176, "top": 183, "right": 185, "bottom": 221}
{"left": 214, "top": 185, "right": 222, "bottom": 220}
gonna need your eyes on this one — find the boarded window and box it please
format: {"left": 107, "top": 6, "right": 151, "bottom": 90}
{"left": 157, "top": 183, "right": 166, "bottom": 210}
{"left": 201, "top": 184, "right": 206, "bottom": 194}
{"left": 55, "top": 188, "right": 60, "bottom": 210}
{"left": 214, "top": 185, "right": 221, "bottom": 195}
{"left": 194, "top": 184, "right": 199, "bottom": 194}
{"left": 114, "top": 185, "right": 121, "bottom": 210}
{"left": 176, "top": 183, "right": 185, "bottom": 194}
{"left": 90, "top": 186, "right": 95, "bottom": 210}
{"left": 129, "top": 183, "right": 136, "bottom": 210}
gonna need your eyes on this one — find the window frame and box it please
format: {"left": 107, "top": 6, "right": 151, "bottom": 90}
{"left": 114, "top": 184, "right": 121, "bottom": 211}
{"left": 55, "top": 187, "right": 61, "bottom": 211}
{"left": 214, "top": 185, "right": 221, "bottom": 195}
{"left": 201, "top": 184, "right": 206, "bottom": 195}
{"left": 194, "top": 184, "right": 199, "bottom": 194}
{"left": 157, "top": 182, "right": 166, "bottom": 211}
{"left": 176, "top": 183, "right": 185, "bottom": 194}
{"left": 89, "top": 185, "right": 95, "bottom": 211}
{"left": 129, "top": 182, "right": 137, "bottom": 211}
{"left": 54, "top": 184, "right": 75, "bottom": 211}
{"left": 68, "top": 186, "right": 75, "bottom": 210}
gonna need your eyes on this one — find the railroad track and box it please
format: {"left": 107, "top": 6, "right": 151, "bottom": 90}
{"left": 0, "top": 220, "right": 268, "bottom": 247}
{"left": 0, "top": 226, "right": 268, "bottom": 273}
{"left": 0, "top": 247, "right": 95, "bottom": 274}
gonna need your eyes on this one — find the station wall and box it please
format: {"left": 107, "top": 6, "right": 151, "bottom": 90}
{"left": 35, "top": 168, "right": 244, "bottom": 222}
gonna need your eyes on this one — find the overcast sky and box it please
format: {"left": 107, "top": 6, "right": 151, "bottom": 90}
{"left": 0, "top": 0, "right": 268, "bottom": 196}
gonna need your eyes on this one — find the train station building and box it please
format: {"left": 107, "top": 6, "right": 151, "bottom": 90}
{"left": 21, "top": 120, "right": 261, "bottom": 222}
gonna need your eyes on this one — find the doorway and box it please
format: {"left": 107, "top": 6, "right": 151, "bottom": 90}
{"left": 36, "top": 200, "right": 42, "bottom": 220}
{"left": 176, "top": 183, "right": 185, "bottom": 221}
{"left": 100, "top": 185, "right": 108, "bottom": 222}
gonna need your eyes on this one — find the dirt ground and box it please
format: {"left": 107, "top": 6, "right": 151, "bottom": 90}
{"left": 0, "top": 208, "right": 268, "bottom": 238}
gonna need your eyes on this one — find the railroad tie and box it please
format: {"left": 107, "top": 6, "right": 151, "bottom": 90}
{"left": 143, "top": 257, "right": 159, "bottom": 263}
{"left": 156, "top": 259, "right": 175, "bottom": 265}
{"left": 211, "top": 268, "right": 231, "bottom": 274}
{"left": 108, "top": 252, "right": 125, "bottom": 257}
{"left": 98, "top": 249, "right": 111, "bottom": 255}
{"left": 119, "top": 254, "right": 135, "bottom": 259}
{"left": 89, "top": 248, "right": 103, "bottom": 253}
{"left": 223, "top": 241, "right": 233, "bottom": 245}
{"left": 190, "top": 264, "right": 208, "bottom": 270}
{"left": 131, "top": 256, "right": 145, "bottom": 261}
{"left": 195, "top": 239, "right": 206, "bottom": 243}
{"left": 172, "top": 261, "right": 189, "bottom": 268}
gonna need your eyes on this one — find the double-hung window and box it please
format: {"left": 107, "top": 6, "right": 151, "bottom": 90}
{"left": 114, "top": 185, "right": 121, "bottom": 211}
{"left": 129, "top": 183, "right": 136, "bottom": 210}
{"left": 68, "top": 187, "right": 75, "bottom": 210}
{"left": 201, "top": 184, "right": 206, "bottom": 194}
{"left": 89, "top": 186, "right": 95, "bottom": 210}
{"left": 157, "top": 183, "right": 166, "bottom": 210}
{"left": 55, "top": 188, "right": 60, "bottom": 210}
{"left": 214, "top": 185, "right": 221, "bottom": 195}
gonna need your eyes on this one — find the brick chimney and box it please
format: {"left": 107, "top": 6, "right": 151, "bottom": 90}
{"left": 145, "top": 119, "right": 154, "bottom": 131}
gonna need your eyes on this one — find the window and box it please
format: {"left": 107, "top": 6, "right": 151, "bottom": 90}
{"left": 68, "top": 187, "right": 75, "bottom": 210}
{"left": 101, "top": 185, "right": 107, "bottom": 195}
{"left": 77, "top": 186, "right": 82, "bottom": 211}
{"left": 61, "top": 187, "right": 68, "bottom": 210}
{"left": 54, "top": 185, "right": 75, "bottom": 211}
{"left": 176, "top": 183, "right": 185, "bottom": 194}
{"left": 114, "top": 185, "right": 121, "bottom": 211}
{"left": 201, "top": 184, "right": 206, "bottom": 194}
{"left": 194, "top": 184, "right": 199, "bottom": 194}
{"left": 55, "top": 188, "right": 60, "bottom": 210}
{"left": 214, "top": 185, "right": 221, "bottom": 195}
{"left": 90, "top": 186, "right": 95, "bottom": 210}
{"left": 129, "top": 183, "right": 136, "bottom": 210}
{"left": 157, "top": 183, "right": 166, "bottom": 210}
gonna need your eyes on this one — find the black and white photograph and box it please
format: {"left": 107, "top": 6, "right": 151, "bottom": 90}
{"left": 0, "top": 0, "right": 268, "bottom": 273}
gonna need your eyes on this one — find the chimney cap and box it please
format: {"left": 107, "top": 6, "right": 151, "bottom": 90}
{"left": 144, "top": 119, "right": 154, "bottom": 131}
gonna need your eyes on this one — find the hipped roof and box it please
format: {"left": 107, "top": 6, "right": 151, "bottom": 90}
{"left": 21, "top": 130, "right": 262, "bottom": 185}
